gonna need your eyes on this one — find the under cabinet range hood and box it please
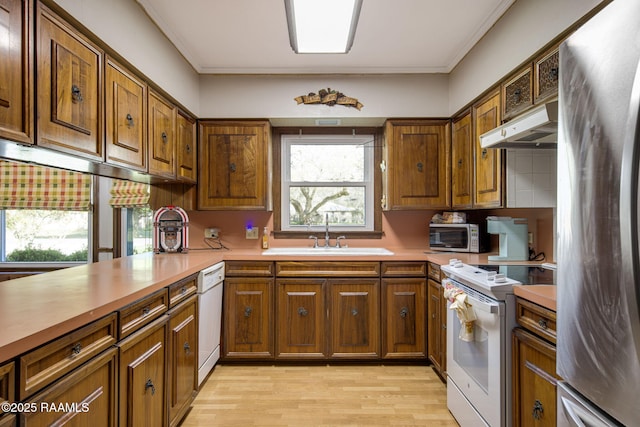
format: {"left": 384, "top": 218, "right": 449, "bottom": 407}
{"left": 480, "top": 100, "right": 558, "bottom": 149}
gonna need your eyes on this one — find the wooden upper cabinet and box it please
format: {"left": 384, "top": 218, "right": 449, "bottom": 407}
{"left": 451, "top": 112, "right": 473, "bottom": 209}
{"left": 105, "top": 56, "right": 147, "bottom": 172}
{"left": 0, "top": 0, "right": 33, "bottom": 145}
{"left": 148, "top": 90, "right": 176, "bottom": 179}
{"left": 502, "top": 65, "right": 533, "bottom": 121}
{"left": 198, "top": 120, "right": 272, "bottom": 210}
{"left": 473, "top": 90, "right": 503, "bottom": 208}
{"left": 383, "top": 119, "right": 451, "bottom": 210}
{"left": 534, "top": 43, "right": 560, "bottom": 104}
{"left": 36, "top": 3, "right": 103, "bottom": 160}
{"left": 176, "top": 110, "right": 197, "bottom": 183}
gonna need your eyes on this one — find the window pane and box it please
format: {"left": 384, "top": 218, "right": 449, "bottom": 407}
{"left": 125, "top": 206, "right": 153, "bottom": 255}
{"left": 4, "top": 210, "right": 88, "bottom": 262}
{"left": 290, "top": 144, "right": 364, "bottom": 182}
{"left": 289, "top": 186, "right": 365, "bottom": 226}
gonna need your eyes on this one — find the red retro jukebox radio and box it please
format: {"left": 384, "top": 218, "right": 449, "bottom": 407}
{"left": 153, "top": 206, "right": 189, "bottom": 253}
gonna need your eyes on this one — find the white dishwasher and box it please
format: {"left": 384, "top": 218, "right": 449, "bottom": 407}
{"left": 197, "top": 261, "right": 225, "bottom": 386}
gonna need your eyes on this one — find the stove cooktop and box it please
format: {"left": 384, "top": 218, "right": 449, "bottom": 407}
{"left": 469, "top": 264, "right": 556, "bottom": 286}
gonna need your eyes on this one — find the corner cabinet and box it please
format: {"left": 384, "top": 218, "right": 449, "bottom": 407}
{"left": 198, "top": 120, "right": 272, "bottom": 210}
{"left": 0, "top": 0, "right": 34, "bottom": 145}
{"left": 382, "top": 119, "right": 451, "bottom": 210}
{"left": 36, "top": 2, "right": 103, "bottom": 160}
{"left": 472, "top": 90, "right": 504, "bottom": 208}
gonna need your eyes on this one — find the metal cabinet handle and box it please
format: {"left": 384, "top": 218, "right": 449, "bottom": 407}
{"left": 145, "top": 379, "right": 156, "bottom": 395}
{"left": 457, "top": 158, "right": 463, "bottom": 167}
{"left": 142, "top": 306, "right": 151, "bottom": 316}
{"left": 184, "top": 342, "right": 191, "bottom": 354}
{"left": 351, "top": 308, "right": 358, "bottom": 316}
{"left": 538, "top": 318, "right": 548, "bottom": 329}
{"left": 126, "top": 113, "right": 134, "bottom": 127}
{"left": 481, "top": 148, "right": 488, "bottom": 159}
{"left": 185, "top": 143, "right": 191, "bottom": 153}
{"left": 161, "top": 132, "right": 168, "bottom": 143}
{"left": 513, "top": 88, "right": 522, "bottom": 102}
{"left": 298, "top": 307, "right": 308, "bottom": 317}
{"left": 230, "top": 162, "right": 236, "bottom": 172}
{"left": 71, "top": 85, "right": 83, "bottom": 102}
{"left": 400, "top": 307, "right": 409, "bottom": 318}
{"left": 244, "top": 306, "right": 252, "bottom": 317}
{"left": 550, "top": 67, "right": 559, "bottom": 79}
{"left": 71, "top": 343, "right": 82, "bottom": 356}
{"left": 532, "top": 399, "right": 544, "bottom": 420}
{"left": 416, "top": 162, "right": 423, "bottom": 172}
{"left": 180, "top": 286, "right": 187, "bottom": 295}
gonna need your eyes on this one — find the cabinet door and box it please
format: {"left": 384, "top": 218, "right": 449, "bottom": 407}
{"left": 0, "top": 0, "right": 33, "bottom": 144}
{"left": 427, "top": 279, "right": 443, "bottom": 373}
{"left": 198, "top": 120, "right": 271, "bottom": 210}
{"left": 383, "top": 120, "right": 451, "bottom": 210}
{"left": 36, "top": 3, "right": 103, "bottom": 160}
{"left": 328, "top": 279, "right": 380, "bottom": 358}
{"left": 21, "top": 347, "right": 117, "bottom": 427}
{"left": 118, "top": 316, "right": 167, "bottom": 427}
{"left": 148, "top": 90, "right": 176, "bottom": 179}
{"left": 451, "top": 112, "right": 473, "bottom": 209}
{"left": 0, "top": 415, "right": 16, "bottom": 427}
{"left": 276, "top": 279, "right": 326, "bottom": 358}
{"left": 473, "top": 91, "right": 503, "bottom": 208}
{"left": 223, "top": 277, "right": 274, "bottom": 358}
{"left": 513, "top": 328, "right": 560, "bottom": 427}
{"left": 381, "top": 278, "right": 426, "bottom": 359}
{"left": 167, "top": 296, "right": 197, "bottom": 427}
{"left": 176, "top": 111, "right": 197, "bottom": 183}
{"left": 105, "top": 57, "right": 147, "bottom": 171}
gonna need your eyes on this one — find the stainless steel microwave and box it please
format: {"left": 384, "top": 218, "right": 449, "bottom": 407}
{"left": 429, "top": 223, "right": 488, "bottom": 253}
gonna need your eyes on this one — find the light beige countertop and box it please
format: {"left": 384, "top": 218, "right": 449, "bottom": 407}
{"left": 513, "top": 284, "right": 557, "bottom": 311}
{"left": 0, "top": 248, "right": 546, "bottom": 363}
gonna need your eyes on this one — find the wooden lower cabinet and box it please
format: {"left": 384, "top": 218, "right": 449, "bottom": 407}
{"left": 0, "top": 415, "right": 16, "bottom": 427}
{"left": 512, "top": 328, "right": 559, "bottom": 427}
{"left": 167, "top": 295, "right": 198, "bottom": 427}
{"left": 118, "top": 315, "right": 168, "bottom": 427}
{"left": 21, "top": 347, "right": 117, "bottom": 427}
{"left": 224, "top": 277, "right": 274, "bottom": 359}
{"left": 329, "top": 279, "right": 380, "bottom": 359}
{"left": 427, "top": 261, "right": 446, "bottom": 379}
{"left": 381, "top": 278, "right": 426, "bottom": 358}
{"left": 276, "top": 279, "right": 326, "bottom": 358}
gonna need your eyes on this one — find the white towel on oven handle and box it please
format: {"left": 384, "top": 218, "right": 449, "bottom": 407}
{"left": 443, "top": 279, "right": 477, "bottom": 342}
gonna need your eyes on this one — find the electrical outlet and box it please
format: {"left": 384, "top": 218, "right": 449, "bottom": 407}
{"left": 528, "top": 232, "right": 534, "bottom": 245}
{"left": 204, "top": 227, "right": 220, "bottom": 238}
{"left": 246, "top": 227, "right": 259, "bottom": 239}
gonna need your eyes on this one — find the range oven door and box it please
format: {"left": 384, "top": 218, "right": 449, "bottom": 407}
{"left": 446, "top": 281, "right": 506, "bottom": 427}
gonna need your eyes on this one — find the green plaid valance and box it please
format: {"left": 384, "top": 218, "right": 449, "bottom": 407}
{"left": 109, "top": 180, "right": 150, "bottom": 208}
{"left": 0, "top": 161, "right": 92, "bottom": 211}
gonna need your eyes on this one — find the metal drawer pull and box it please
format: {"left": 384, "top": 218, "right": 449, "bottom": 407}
{"left": 71, "top": 343, "right": 82, "bottom": 356}
{"left": 180, "top": 286, "right": 187, "bottom": 295}
{"left": 71, "top": 85, "right": 83, "bottom": 102}
{"left": 142, "top": 306, "right": 151, "bottom": 316}
{"left": 145, "top": 379, "right": 156, "bottom": 395}
{"left": 244, "top": 306, "right": 252, "bottom": 317}
{"left": 532, "top": 399, "right": 544, "bottom": 420}
{"left": 298, "top": 307, "right": 308, "bottom": 317}
{"left": 400, "top": 307, "right": 409, "bottom": 318}
{"left": 538, "top": 318, "right": 548, "bottom": 329}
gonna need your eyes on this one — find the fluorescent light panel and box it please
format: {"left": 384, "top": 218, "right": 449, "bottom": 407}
{"left": 285, "top": 0, "right": 362, "bottom": 54}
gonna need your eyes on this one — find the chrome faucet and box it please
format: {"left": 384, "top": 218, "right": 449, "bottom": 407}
{"left": 324, "top": 213, "right": 331, "bottom": 247}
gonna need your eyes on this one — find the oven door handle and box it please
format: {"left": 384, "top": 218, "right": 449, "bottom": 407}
{"left": 463, "top": 292, "right": 499, "bottom": 314}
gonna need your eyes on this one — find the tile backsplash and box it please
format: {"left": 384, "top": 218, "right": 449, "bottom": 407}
{"left": 506, "top": 149, "right": 557, "bottom": 208}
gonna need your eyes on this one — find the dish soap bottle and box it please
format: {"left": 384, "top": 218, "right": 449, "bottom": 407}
{"left": 262, "top": 227, "right": 269, "bottom": 249}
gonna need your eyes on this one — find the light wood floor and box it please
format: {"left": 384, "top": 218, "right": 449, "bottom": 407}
{"left": 181, "top": 364, "right": 459, "bottom": 426}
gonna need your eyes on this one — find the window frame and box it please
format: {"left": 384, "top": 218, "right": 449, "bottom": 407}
{"left": 272, "top": 127, "right": 383, "bottom": 239}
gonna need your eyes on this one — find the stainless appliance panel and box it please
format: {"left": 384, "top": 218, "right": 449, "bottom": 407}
{"left": 557, "top": 0, "right": 640, "bottom": 425}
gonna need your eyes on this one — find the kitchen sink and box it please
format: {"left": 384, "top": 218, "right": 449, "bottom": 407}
{"left": 261, "top": 247, "right": 394, "bottom": 256}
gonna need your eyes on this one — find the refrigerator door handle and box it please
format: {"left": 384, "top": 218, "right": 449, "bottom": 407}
{"left": 560, "top": 396, "right": 610, "bottom": 427}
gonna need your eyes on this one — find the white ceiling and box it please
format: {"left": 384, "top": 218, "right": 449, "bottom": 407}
{"left": 135, "top": 0, "right": 516, "bottom": 75}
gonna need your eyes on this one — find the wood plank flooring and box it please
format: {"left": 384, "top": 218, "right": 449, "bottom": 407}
{"left": 181, "top": 364, "right": 459, "bottom": 426}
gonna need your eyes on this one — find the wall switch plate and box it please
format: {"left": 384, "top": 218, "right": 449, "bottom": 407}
{"left": 528, "top": 232, "right": 534, "bottom": 245}
{"left": 205, "top": 227, "right": 220, "bottom": 238}
{"left": 246, "top": 227, "right": 259, "bottom": 239}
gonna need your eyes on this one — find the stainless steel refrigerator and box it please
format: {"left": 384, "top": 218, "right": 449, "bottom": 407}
{"left": 557, "top": 0, "right": 640, "bottom": 425}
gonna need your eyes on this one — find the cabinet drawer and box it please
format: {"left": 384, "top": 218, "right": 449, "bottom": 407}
{"left": 276, "top": 261, "right": 380, "bottom": 277}
{"left": 516, "top": 297, "right": 556, "bottom": 344}
{"left": 168, "top": 274, "right": 198, "bottom": 308}
{"left": 225, "top": 261, "right": 274, "bottom": 277}
{"left": 427, "top": 262, "right": 441, "bottom": 282}
{"left": 381, "top": 262, "right": 426, "bottom": 277}
{"left": 118, "top": 288, "right": 168, "bottom": 339}
{"left": 19, "top": 313, "right": 117, "bottom": 400}
{"left": 534, "top": 45, "right": 560, "bottom": 103}
{"left": 502, "top": 66, "right": 533, "bottom": 120}
{"left": 0, "top": 361, "right": 15, "bottom": 408}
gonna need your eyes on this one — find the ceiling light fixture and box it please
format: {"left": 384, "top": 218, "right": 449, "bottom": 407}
{"left": 285, "top": 0, "right": 363, "bottom": 54}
